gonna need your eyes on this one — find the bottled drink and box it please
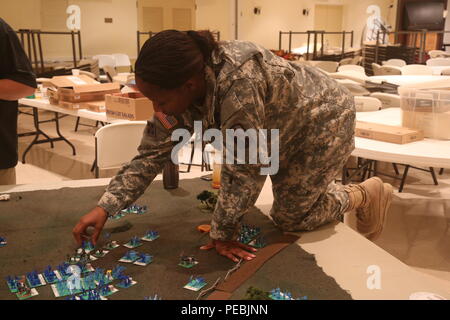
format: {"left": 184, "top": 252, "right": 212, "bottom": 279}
{"left": 212, "top": 163, "right": 221, "bottom": 189}
{"left": 163, "top": 162, "right": 179, "bottom": 189}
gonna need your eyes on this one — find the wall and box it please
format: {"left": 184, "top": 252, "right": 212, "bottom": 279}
{"left": 195, "top": 0, "right": 235, "bottom": 41}
{"left": 342, "top": 0, "right": 397, "bottom": 48}
{"left": 0, "top": 0, "right": 41, "bottom": 30}
{"left": 0, "top": 0, "right": 138, "bottom": 60}
{"left": 0, "top": 0, "right": 400, "bottom": 60}
{"left": 70, "top": 0, "right": 138, "bottom": 59}
{"left": 315, "top": 4, "right": 344, "bottom": 48}
{"left": 236, "top": 0, "right": 346, "bottom": 50}
{"left": 236, "top": 0, "right": 397, "bottom": 51}
{"left": 138, "top": 0, "right": 196, "bottom": 31}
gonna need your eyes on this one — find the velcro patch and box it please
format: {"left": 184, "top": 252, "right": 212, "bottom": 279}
{"left": 155, "top": 112, "right": 178, "bottom": 130}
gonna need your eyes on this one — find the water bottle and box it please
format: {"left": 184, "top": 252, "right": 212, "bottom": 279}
{"left": 163, "top": 162, "right": 179, "bottom": 189}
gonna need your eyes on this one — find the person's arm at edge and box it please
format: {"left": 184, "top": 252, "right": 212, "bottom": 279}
{"left": 0, "top": 20, "right": 37, "bottom": 100}
{"left": 0, "top": 79, "right": 35, "bottom": 101}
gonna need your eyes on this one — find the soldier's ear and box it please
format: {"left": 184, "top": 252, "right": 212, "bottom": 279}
{"left": 183, "top": 71, "right": 205, "bottom": 92}
{"left": 183, "top": 78, "right": 196, "bottom": 92}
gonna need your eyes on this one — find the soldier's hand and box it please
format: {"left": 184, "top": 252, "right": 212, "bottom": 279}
{"left": 72, "top": 206, "right": 108, "bottom": 246}
{"left": 200, "top": 239, "right": 257, "bottom": 262}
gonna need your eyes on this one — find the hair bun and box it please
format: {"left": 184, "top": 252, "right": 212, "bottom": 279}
{"left": 186, "top": 30, "right": 217, "bottom": 62}
{"left": 135, "top": 30, "right": 218, "bottom": 89}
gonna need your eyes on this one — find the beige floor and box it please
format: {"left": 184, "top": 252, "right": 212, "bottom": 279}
{"left": 13, "top": 109, "right": 450, "bottom": 285}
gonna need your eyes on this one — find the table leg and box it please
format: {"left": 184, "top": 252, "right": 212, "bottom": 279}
{"left": 54, "top": 112, "right": 76, "bottom": 156}
{"left": 429, "top": 167, "right": 439, "bottom": 186}
{"left": 372, "top": 160, "right": 378, "bottom": 176}
{"left": 90, "top": 159, "right": 97, "bottom": 173}
{"left": 392, "top": 163, "right": 400, "bottom": 175}
{"left": 398, "top": 165, "right": 410, "bottom": 193}
{"left": 75, "top": 117, "right": 81, "bottom": 132}
{"left": 21, "top": 108, "right": 41, "bottom": 164}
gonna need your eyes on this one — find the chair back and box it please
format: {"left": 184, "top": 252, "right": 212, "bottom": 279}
{"left": 370, "top": 92, "right": 400, "bottom": 109}
{"left": 93, "top": 55, "right": 116, "bottom": 69}
{"left": 379, "top": 66, "right": 402, "bottom": 76}
{"left": 354, "top": 96, "right": 382, "bottom": 112}
{"left": 426, "top": 58, "right": 450, "bottom": 66}
{"left": 338, "top": 65, "right": 366, "bottom": 75}
{"left": 428, "top": 50, "right": 449, "bottom": 59}
{"left": 401, "top": 64, "right": 433, "bottom": 75}
{"left": 383, "top": 59, "right": 406, "bottom": 67}
{"left": 440, "top": 68, "right": 450, "bottom": 76}
{"left": 112, "top": 53, "right": 133, "bottom": 71}
{"left": 95, "top": 121, "right": 148, "bottom": 169}
{"left": 311, "top": 61, "right": 339, "bottom": 73}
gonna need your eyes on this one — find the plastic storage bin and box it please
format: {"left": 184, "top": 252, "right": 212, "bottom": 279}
{"left": 399, "top": 87, "right": 450, "bottom": 140}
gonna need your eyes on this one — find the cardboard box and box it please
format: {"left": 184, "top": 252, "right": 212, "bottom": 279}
{"left": 105, "top": 92, "right": 154, "bottom": 120}
{"left": 49, "top": 75, "right": 120, "bottom": 103}
{"left": 402, "top": 110, "right": 450, "bottom": 140}
{"left": 86, "top": 101, "right": 106, "bottom": 113}
{"left": 355, "top": 121, "right": 424, "bottom": 144}
{"left": 47, "top": 88, "right": 59, "bottom": 105}
{"left": 58, "top": 100, "right": 89, "bottom": 110}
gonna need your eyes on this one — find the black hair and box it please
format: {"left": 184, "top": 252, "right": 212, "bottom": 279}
{"left": 135, "top": 30, "right": 218, "bottom": 89}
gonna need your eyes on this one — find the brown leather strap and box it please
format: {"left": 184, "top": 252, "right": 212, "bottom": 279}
{"left": 206, "top": 233, "right": 299, "bottom": 300}
{"left": 206, "top": 291, "right": 232, "bottom": 300}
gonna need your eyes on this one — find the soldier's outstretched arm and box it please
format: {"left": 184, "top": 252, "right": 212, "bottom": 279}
{"left": 210, "top": 162, "right": 266, "bottom": 241}
{"left": 202, "top": 77, "right": 268, "bottom": 261}
{"left": 73, "top": 118, "right": 175, "bottom": 246}
{"left": 97, "top": 119, "right": 174, "bottom": 216}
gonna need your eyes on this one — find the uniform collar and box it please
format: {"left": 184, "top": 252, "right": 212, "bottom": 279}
{"left": 201, "top": 64, "right": 217, "bottom": 127}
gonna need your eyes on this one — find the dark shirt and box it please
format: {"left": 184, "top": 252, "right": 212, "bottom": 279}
{"left": 0, "top": 18, "right": 37, "bottom": 169}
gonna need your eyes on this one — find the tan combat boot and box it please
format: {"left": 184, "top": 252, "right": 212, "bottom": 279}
{"left": 344, "top": 177, "right": 393, "bottom": 240}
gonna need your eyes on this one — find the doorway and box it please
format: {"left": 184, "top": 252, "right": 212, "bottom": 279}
{"left": 314, "top": 5, "right": 344, "bottom": 50}
{"left": 137, "top": 0, "right": 196, "bottom": 32}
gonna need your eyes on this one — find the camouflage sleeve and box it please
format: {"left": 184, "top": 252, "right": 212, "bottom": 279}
{"left": 97, "top": 116, "right": 176, "bottom": 216}
{"left": 210, "top": 78, "right": 268, "bottom": 241}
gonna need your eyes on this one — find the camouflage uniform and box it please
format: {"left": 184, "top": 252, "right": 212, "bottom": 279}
{"left": 98, "top": 41, "right": 356, "bottom": 241}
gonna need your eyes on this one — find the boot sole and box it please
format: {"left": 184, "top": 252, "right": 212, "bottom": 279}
{"left": 367, "top": 182, "right": 393, "bottom": 240}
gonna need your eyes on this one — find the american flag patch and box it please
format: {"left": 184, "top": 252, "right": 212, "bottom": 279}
{"left": 155, "top": 112, "right": 178, "bottom": 130}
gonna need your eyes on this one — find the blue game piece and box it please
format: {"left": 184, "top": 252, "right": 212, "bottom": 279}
{"left": 82, "top": 240, "right": 95, "bottom": 252}
{"left": 112, "top": 265, "right": 126, "bottom": 279}
{"left": 116, "top": 275, "right": 135, "bottom": 289}
{"left": 131, "top": 236, "right": 140, "bottom": 246}
{"left": 6, "top": 276, "right": 19, "bottom": 292}
{"left": 0, "top": 237, "right": 6, "bottom": 247}
{"left": 26, "top": 270, "right": 44, "bottom": 288}
{"left": 120, "top": 250, "right": 139, "bottom": 262}
{"left": 135, "top": 253, "right": 153, "bottom": 265}
{"left": 57, "top": 262, "right": 70, "bottom": 279}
